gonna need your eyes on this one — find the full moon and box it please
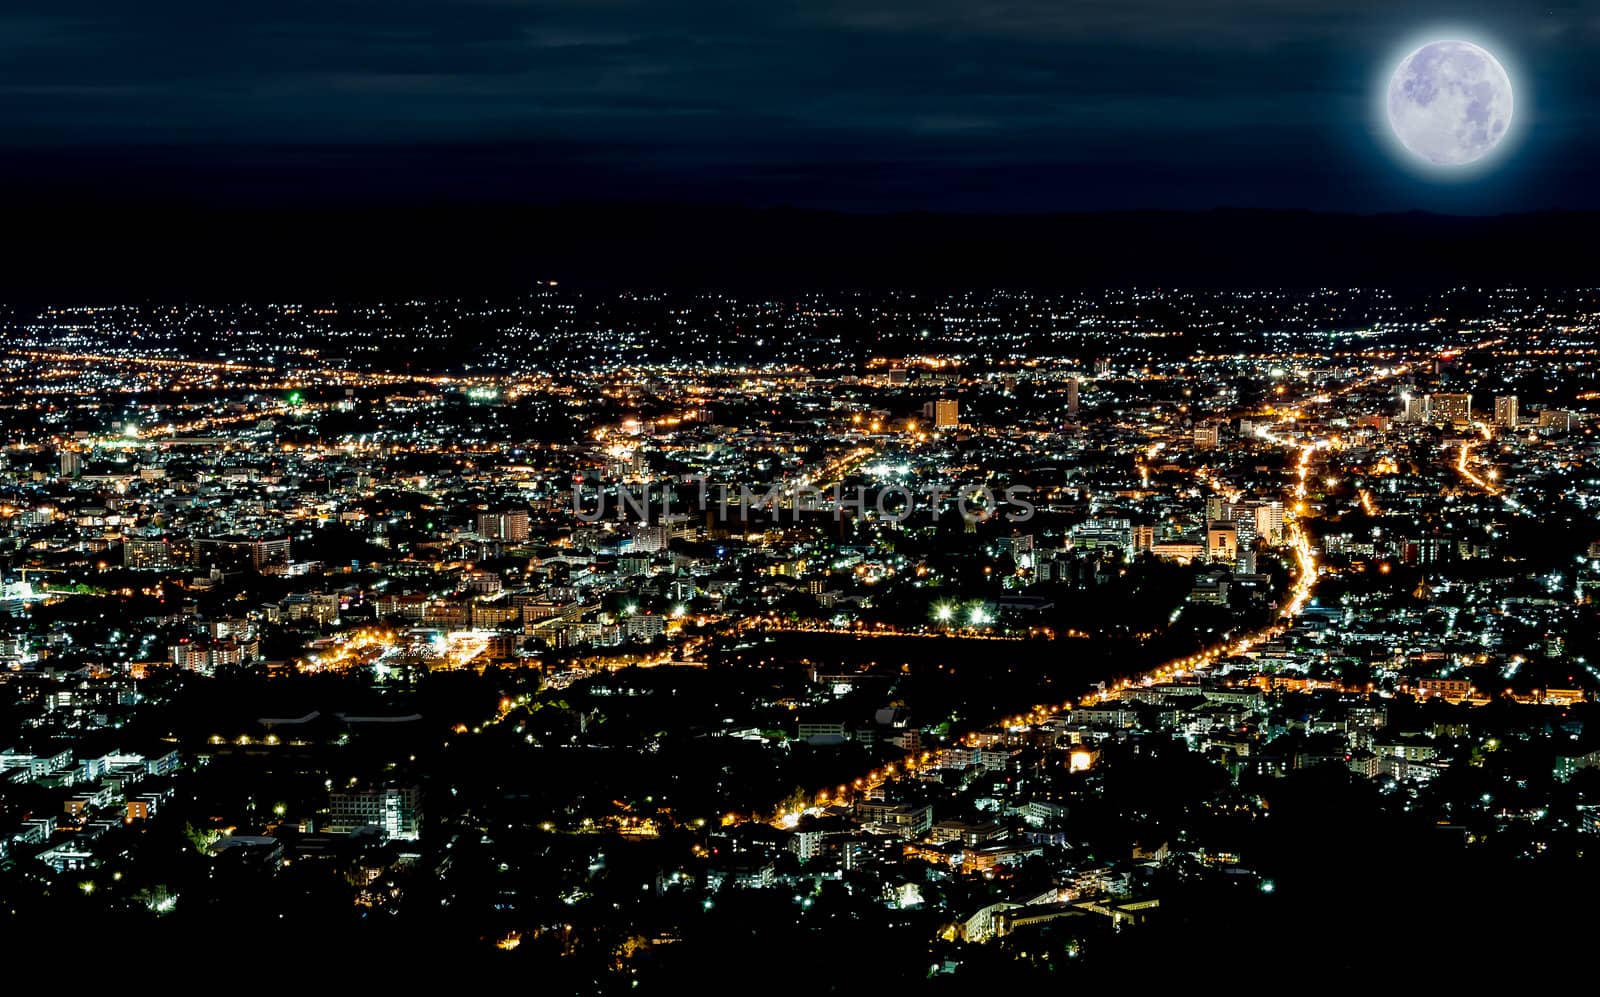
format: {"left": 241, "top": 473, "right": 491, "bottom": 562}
{"left": 1386, "top": 40, "right": 1513, "bottom": 167}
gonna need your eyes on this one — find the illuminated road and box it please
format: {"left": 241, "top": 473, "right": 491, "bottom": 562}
{"left": 749, "top": 620, "right": 1036, "bottom": 641}
{"left": 1452, "top": 422, "right": 1524, "bottom": 512}
{"left": 762, "top": 416, "right": 1328, "bottom": 824}
{"left": 1456, "top": 438, "right": 1495, "bottom": 492}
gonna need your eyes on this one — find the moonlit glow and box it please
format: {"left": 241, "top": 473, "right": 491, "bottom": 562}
{"left": 1386, "top": 39, "right": 1513, "bottom": 167}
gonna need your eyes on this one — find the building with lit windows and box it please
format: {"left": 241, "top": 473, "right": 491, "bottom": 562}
{"left": 327, "top": 785, "right": 422, "bottom": 842}
{"left": 1494, "top": 395, "right": 1519, "bottom": 429}
{"left": 476, "top": 509, "right": 530, "bottom": 542}
{"left": 1207, "top": 521, "right": 1238, "bottom": 562}
{"left": 929, "top": 398, "right": 959, "bottom": 430}
{"left": 1427, "top": 392, "right": 1472, "bottom": 426}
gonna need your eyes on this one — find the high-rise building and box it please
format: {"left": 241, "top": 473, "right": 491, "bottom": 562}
{"left": 1132, "top": 524, "right": 1154, "bottom": 553}
{"left": 629, "top": 524, "right": 668, "bottom": 552}
{"left": 193, "top": 535, "right": 291, "bottom": 572}
{"left": 1193, "top": 424, "right": 1220, "bottom": 449}
{"left": 1494, "top": 395, "right": 1519, "bottom": 429}
{"left": 327, "top": 785, "right": 422, "bottom": 841}
{"left": 1231, "top": 511, "right": 1259, "bottom": 545}
{"left": 124, "top": 537, "right": 195, "bottom": 570}
{"left": 477, "top": 509, "right": 530, "bottom": 542}
{"left": 1399, "top": 393, "right": 1430, "bottom": 424}
{"left": 1539, "top": 410, "right": 1574, "bottom": 434}
{"left": 1427, "top": 393, "right": 1472, "bottom": 426}
{"left": 1255, "top": 502, "right": 1285, "bottom": 545}
{"left": 1207, "top": 521, "right": 1239, "bottom": 562}
{"left": 58, "top": 451, "right": 82, "bottom": 479}
{"left": 932, "top": 398, "right": 959, "bottom": 430}
{"left": 1065, "top": 378, "right": 1080, "bottom": 417}
{"left": 1071, "top": 518, "right": 1134, "bottom": 558}
{"left": 624, "top": 614, "right": 665, "bottom": 642}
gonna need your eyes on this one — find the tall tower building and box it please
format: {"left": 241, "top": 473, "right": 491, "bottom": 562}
{"left": 1132, "top": 524, "right": 1154, "bottom": 553}
{"left": 1399, "top": 393, "right": 1430, "bottom": 424}
{"left": 1065, "top": 378, "right": 1080, "bottom": 417}
{"left": 933, "top": 398, "right": 959, "bottom": 430}
{"left": 1494, "top": 395, "right": 1519, "bottom": 429}
{"left": 1427, "top": 393, "right": 1472, "bottom": 426}
{"left": 1207, "top": 521, "right": 1239, "bottom": 562}
{"left": 1255, "top": 502, "right": 1285, "bottom": 545}
{"left": 1539, "top": 410, "right": 1574, "bottom": 434}
{"left": 477, "top": 509, "right": 530, "bottom": 542}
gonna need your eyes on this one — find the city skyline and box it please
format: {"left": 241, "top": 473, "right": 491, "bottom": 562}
{"left": 3, "top": 290, "right": 1600, "bottom": 982}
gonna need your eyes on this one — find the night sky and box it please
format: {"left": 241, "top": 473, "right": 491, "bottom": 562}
{"left": 2, "top": 1, "right": 1597, "bottom": 214}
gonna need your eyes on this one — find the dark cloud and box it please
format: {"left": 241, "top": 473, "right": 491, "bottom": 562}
{"left": 0, "top": 1, "right": 1595, "bottom": 210}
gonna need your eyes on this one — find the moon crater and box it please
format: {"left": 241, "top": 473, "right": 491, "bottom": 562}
{"left": 1387, "top": 40, "right": 1513, "bottom": 167}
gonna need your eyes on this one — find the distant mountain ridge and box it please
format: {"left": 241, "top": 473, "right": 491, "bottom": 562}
{"left": 1, "top": 202, "right": 1592, "bottom": 299}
